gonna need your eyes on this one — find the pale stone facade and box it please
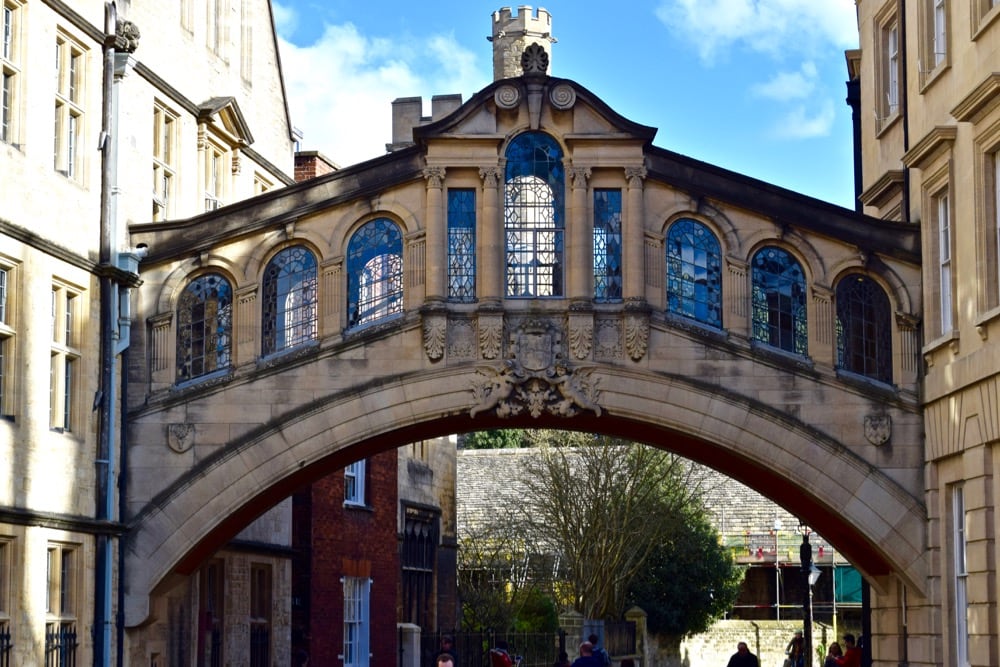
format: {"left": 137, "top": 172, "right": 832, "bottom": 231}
{"left": 0, "top": 1, "right": 294, "bottom": 665}
{"left": 854, "top": 1, "right": 1000, "bottom": 665}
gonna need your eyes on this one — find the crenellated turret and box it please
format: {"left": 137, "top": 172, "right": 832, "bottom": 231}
{"left": 490, "top": 6, "right": 556, "bottom": 80}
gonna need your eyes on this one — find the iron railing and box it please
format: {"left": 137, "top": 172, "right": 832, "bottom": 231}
{"left": 44, "top": 623, "right": 76, "bottom": 667}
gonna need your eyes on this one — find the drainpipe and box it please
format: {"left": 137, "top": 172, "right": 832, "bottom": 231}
{"left": 96, "top": 4, "right": 140, "bottom": 666}
{"left": 898, "top": 0, "right": 911, "bottom": 223}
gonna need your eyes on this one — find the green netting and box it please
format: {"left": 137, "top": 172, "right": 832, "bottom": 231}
{"left": 834, "top": 566, "right": 862, "bottom": 604}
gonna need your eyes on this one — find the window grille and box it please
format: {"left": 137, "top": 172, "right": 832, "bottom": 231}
{"left": 262, "top": 246, "right": 318, "bottom": 355}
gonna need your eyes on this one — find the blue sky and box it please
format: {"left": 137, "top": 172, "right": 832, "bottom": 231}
{"left": 273, "top": 1, "right": 859, "bottom": 208}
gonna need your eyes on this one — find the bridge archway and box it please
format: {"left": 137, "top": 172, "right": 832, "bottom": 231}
{"left": 124, "top": 358, "right": 924, "bottom": 626}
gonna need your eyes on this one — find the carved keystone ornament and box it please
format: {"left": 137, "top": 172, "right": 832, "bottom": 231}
{"left": 470, "top": 318, "right": 602, "bottom": 419}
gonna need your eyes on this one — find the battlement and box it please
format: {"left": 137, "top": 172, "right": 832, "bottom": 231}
{"left": 490, "top": 6, "right": 556, "bottom": 81}
{"left": 492, "top": 6, "right": 552, "bottom": 36}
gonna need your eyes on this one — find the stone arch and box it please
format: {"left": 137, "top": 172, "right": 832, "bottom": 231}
{"left": 244, "top": 236, "right": 326, "bottom": 286}
{"left": 155, "top": 255, "right": 246, "bottom": 315}
{"left": 123, "top": 364, "right": 928, "bottom": 628}
{"left": 659, "top": 204, "right": 740, "bottom": 257}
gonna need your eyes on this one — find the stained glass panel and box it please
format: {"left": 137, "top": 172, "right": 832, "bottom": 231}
{"left": 177, "top": 273, "right": 232, "bottom": 381}
{"left": 348, "top": 218, "right": 403, "bottom": 328}
{"left": 751, "top": 246, "right": 808, "bottom": 354}
{"left": 261, "top": 246, "right": 318, "bottom": 355}
{"left": 836, "top": 274, "right": 892, "bottom": 383}
{"left": 666, "top": 218, "right": 722, "bottom": 326}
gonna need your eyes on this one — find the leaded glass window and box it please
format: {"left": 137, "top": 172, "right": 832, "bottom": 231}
{"left": 751, "top": 246, "right": 808, "bottom": 354}
{"left": 666, "top": 218, "right": 722, "bottom": 327}
{"left": 448, "top": 189, "right": 476, "bottom": 302}
{"left": 261, "top": 246, "right": 318, "bottom": 355}
{"left": 504, "top": 132, "right": 564, "bottom": 297}
{"left": 836, "top": 274, "right": 892, "bottom": 383}
{"left": 177, "top": 273, "right": 232, "bottom": 381}
{"left": 594, "top": 189, "right": 622, "bottom": 302}
{"left": 347, "top": 218, "right": 403, "bottom": 328}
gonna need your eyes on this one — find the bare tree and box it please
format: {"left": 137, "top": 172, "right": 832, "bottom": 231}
{"left": 519, "top": 433, "right": 704, "bottom": 620}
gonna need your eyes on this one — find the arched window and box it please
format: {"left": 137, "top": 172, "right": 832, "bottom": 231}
{"left": 666, "top": 218, "right": 722, "bottom": 327}
{"left": 751, "top": 246, "right": 808, "bottom": 354}
{"left": 504, "top": 132, "right": 565, "bottom": 297}
{"left": 836, "top": 274, "right": 892, "bottom": 383}
{"left": 177, "top": 273, "right": 232, "bottom": 381}
{"left": 261, "top": 246, "right": 318, "bottom": 355}
{"left": 347, "top": 218, "right": 403, "bottom": 328}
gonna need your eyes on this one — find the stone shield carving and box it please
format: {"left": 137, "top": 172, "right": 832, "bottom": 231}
{"left": 864, "top": 413, "right": 892, "bottom": 446}
{"left": 167, "top": 423, "right": 195, "bottom": 453}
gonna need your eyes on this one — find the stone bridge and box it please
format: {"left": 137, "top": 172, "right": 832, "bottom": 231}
{"left": 125, "top": 73, "right": 925, "bottom": 637}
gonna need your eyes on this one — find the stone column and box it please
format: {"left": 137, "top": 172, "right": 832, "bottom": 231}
{"left": 567, "top": 165, "right": 592, "bottom": 304}
{"left": 423, "top": 166, "right": 446, "bottom": 303}
{"left": 624, "top": 166, "right": 647, "bottom": 302}
{"left": 479, "top": 165, "right": 503, "bottom": 304}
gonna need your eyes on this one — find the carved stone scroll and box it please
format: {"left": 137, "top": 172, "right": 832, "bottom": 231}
{"left": 478, "top": 312, "right": 504, "bottom": 359}
{"left": 423, "top": 311, "right": 446, "bottom": 361}
{"left": 624, "top": 309, "right": 649, "bottom": 362}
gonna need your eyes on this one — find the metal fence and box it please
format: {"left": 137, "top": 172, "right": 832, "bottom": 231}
{"left": 420, "top": 624, "right": 636, "bottom": 667}
{"left": 0, "top": 621, "right": 11, "bottom": 667}
{"left": 44, "top": 623, "right": 77, "bottom": 667}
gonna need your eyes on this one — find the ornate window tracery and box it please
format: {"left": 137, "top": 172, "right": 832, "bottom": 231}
{"left": 751, "top": 246, "right": 808, "bottom": 354}
{"left": 448, "top": 189, "right": 476, "bottom": 302}
{"left": 593, "top": 189, "right": 622, "bottom": 302}
{"left": 347, "top": 218, "right": 403, "bottom": 328}
{"left": 666, "top": 218, "right": 722, "bottom": 327}
{"left": 261, "top": 246, "right": 318, "bottom": 355}
{"left": 836, "top": 274, "right": 892, "bottom": 383}
{"left": 177, "top": 272, "right": 232, "bottom": 381}
{"left": 504, "top": 132, "right": 564, "bottom": 298}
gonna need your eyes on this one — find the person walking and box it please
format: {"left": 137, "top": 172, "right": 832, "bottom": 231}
{"left": 726, "top": 642, "right": 759, "bottom": 667}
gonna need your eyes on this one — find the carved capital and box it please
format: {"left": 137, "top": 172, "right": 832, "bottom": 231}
{"left": 479, "top": 166, "right": 501, "bottom": 188}
{"left": 569, "top": 167, "right": 592, "bottom": 190}
{"left": 423, "top": 166, "right": 446, "bottom": 188}
{"left": 625, "top": 166, "right": 647, "bottom": 188}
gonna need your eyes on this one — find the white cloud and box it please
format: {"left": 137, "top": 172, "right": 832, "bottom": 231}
{"left": 654, "top": 0, "right": 857, "bottom": 63}
{"left": 767, "top": 99, "right": 836, "bottom": 139}
{"left": 275, "top": 12, "right": 487, "bottom": 166}
{"left": 751, "top": 61, "right": 818, "bottom": 101}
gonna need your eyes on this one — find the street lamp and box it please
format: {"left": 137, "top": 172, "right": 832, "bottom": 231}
{"left": 799, "top": 531, "right": 821, "bottom": 667}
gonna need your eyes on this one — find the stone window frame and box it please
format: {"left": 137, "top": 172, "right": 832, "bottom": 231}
{"left": 53, "top": 29, "right": 87, "bottom": 181}
{"left": 260, "top": 245, "right": 319, "bottom": 357}
{"left": 593, "top": 188, "right": 623, "bottom": 303}
{"left": 1, "top": 0, "right": 24, "bottom": 149}
{"left": 750, "top": 245, "right": 810, "bottom": 357}
{"left": 447, "top": 188, "right": 477, "bottom": 303}
{"left": 0, "top": 260, "right": 16, "bottom": 419}
{"left": 874, "top": 1, "right": 902, "bottom": 134}
{"left": 344, "top": 459, "right": 366, "bottom": 507}
{"left": 249, "top": 562, "right": 272, "bottom": 664}
{"left": 49, "top": 281, "right": 81, "bottom": 434}
{"left": 834, "top": 273, "right": 894, "bottom": 385}
{"left": 152, "top": 102, "right": 179, "bottom": 221}
{"left": 948, "top": 484, "right": 970, "bottom": 667}
{"left": 45, "top": 540, "right": 80, "bottom": 664}
{"left": 973, "top": 116, "right": 1000, "bottom": 324}
{"left": 918, "top": 0, "right": 949, "bottom": 90}
{"left": 972, "top": 0, "right": 1000, "bottom": 38}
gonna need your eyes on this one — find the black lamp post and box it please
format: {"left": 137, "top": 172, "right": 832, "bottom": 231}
{"left": 799, "top": 532, "right": 819, "bottom": 667}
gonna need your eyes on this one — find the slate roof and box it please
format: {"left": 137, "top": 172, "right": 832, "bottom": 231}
{"left": 457, "top": 447, "right": 836, "bottom": 560}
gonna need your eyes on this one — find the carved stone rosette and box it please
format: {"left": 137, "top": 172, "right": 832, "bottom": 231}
{"left": 423, "top": 312, "right": 447, "bottom": 361}
{"left": 495, "top": 84, "right": 521, "bottom": 109}
{"left": 469, "top": 318, "right": 602, "bottom": 419}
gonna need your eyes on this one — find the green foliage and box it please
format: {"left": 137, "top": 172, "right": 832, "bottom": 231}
{"left": 512, "top": 589, "right": 559, "bottom": 632}
{"left": 461, "top": 429, "right": 528, "bottom": 449}
{"left": 625, "top": 512, "right": 744, "bottom": 637}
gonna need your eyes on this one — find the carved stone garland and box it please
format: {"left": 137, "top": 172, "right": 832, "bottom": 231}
{"left": 470, "top": 318, "right": 602, "bottom": 419}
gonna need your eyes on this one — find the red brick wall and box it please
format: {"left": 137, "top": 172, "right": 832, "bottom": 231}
{"left": 294, "top": 450, "right": 399, "bottom": 665}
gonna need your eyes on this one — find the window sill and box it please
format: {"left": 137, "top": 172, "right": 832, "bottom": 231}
{"left": 749, "top": 341, "right": 814, "bottom": 371}
{"left": 922, "top": 329, "right": 959, "bottom": 363}
{"left": 174, "top": 367, "right": 232, "bottom": 390}
{"left": 343, "top": 501, "right": 372, "bottom": 512}
{"left": 974, "top": 304, "right": 1000, "bottom": 340}
{"left": 834, "top": 368, "right": 897, "bottom": 397}
{"left": 876, "top": 111, "right": 901, "bottom": 139}
{"left": 919, "top": 62, "right": 949, "bottom": 94}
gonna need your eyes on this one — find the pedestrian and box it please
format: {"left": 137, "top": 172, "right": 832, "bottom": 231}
{"left": 437, "top": 654, "right": 455, "bottom": 667}
{"left": 571, "top": 641, "right": 602, "bottom": 667}
{"left": 587, "top": 633, "right": 611, "bottom": 667}
{"left": 490, "top": 640, "right": 514, "bottom": 667}
{"left": 436, "top": 635, "right": 459, "bottom": 667}
{"left": 552, "top": 650, "right": 571, "bottom": 667}
{"left": 784, "top": 631, "right": 804, "bottom": 667}
{"left": 726, "top": 641, "right": 759, "bottom": 667}
{"left": 833, "top": 634, "right": 861, "bottom": 667}
{"left": 823, "top": 641, "right": 842, "bottom": 667}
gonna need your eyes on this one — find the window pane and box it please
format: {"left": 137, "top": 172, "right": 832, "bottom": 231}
{"left": 836, "top": 274, "right": 892, "bottom": 383}
{"left": 593, "top": 189, "right": 622, "bottom": 303}
{"left": 347, "top": 219, "right": 403, "bottom": 328}
{"left": 262, "top": 247, "right": 318, "bottom": 354}
{"left": 666, "top": 218, "right": 722, "bottom": 326}
{"left": 177, "top": 273, "right": 233, "bottom": 380}
{"left": 751, "top": 246, "right": 807, "bottom": 354}
{"left": 504, "top": 132, "right": 564, "bottom": 298}
{"left": 448, "top": 189, "right": 476, "bottom": 302}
